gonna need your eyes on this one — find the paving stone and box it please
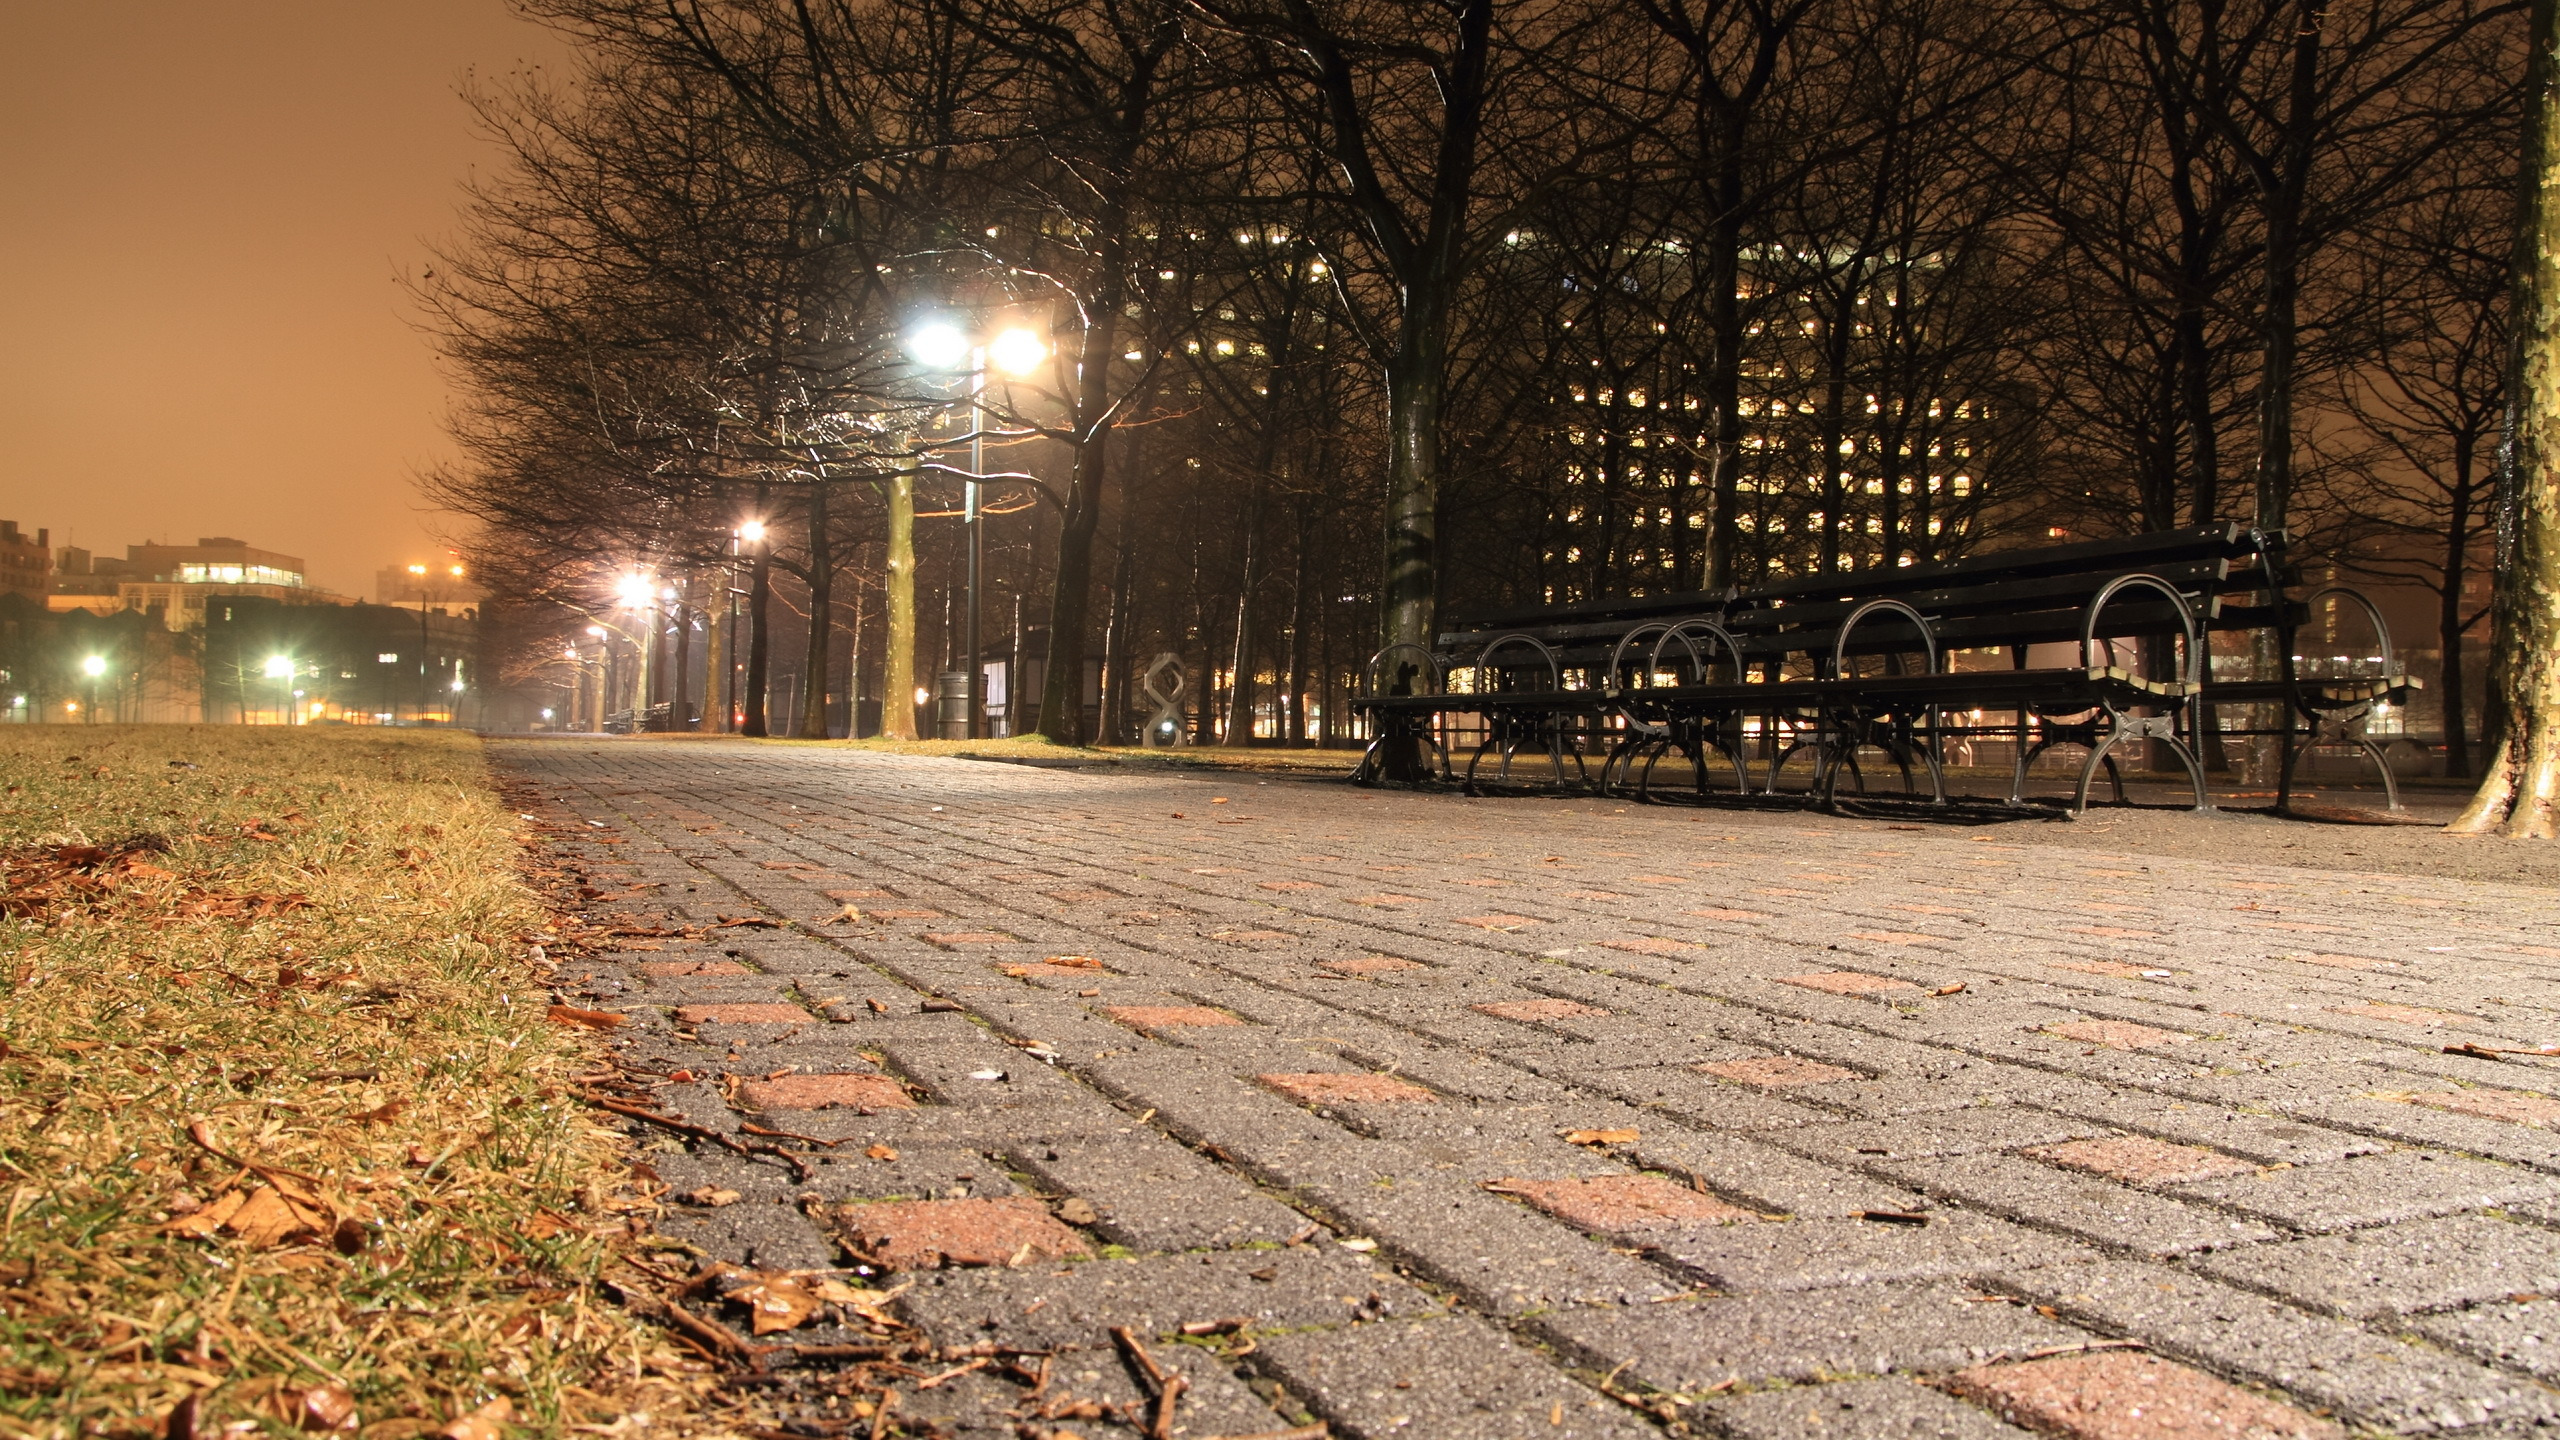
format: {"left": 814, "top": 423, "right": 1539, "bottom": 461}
{"left": 895, "top": 1244, "right": 1431, "bottom": 1351}
{"left": 2026, "top": 1136, "right": 2256, "bottom": 1187}
{"left": 638, "top": 959, "right": 755, "bottom": 977}
{"left": 1536, "top": 1282, "right": 2088, "bottom": 1392}
{"left": 828, "top": 1195, "right": 1092, "bottom": 1269}
{"left": 2413, "top": 1297, "right": 2560, "bottom": 1383}
{"left": 1650, "top": 1211, "right": 2093, "bottom": 1291}
{"left": 2169, "top": 1148, "right": 2560, "bottom": 1234}
{"left": 1313, "top": 1171, "right": 1682, "bottom": 1311}
{"left": 1781, "top": 971, "right": 1926, "bottom": 996}
{"left": 1474, "top": 997, "right": 1610, "bottom": 1022}
{"left": 2407, "top": 1085, "right": 2560, "bottom": 1127}
{"left": 1699, "top": 1055, "right": 1861, "bottom": 1088}
{"left": 2032, "top": 1095, "right": 2386, "bottom": 1167}
{"left": 1007, "top": 1138, "right": 1311, "bottom": 1251}
{"left": 1322, "top": 955, "right": 1427, "bottom": 975}
{"left": 2046, "top": 1019, "right": 2190, "bottom": 1051}
{"left": 1576, "top": 1065, "right": 1841, "bottom": 1130}
{"left": 1879, "top": 1153, "right": 2276, "bottom": 1256}
{"left": 1770, "top": 1108, "right": 2111, "bottom": 1164}
{"left": 1251, "top": 1315, "right": 1658, "bottom": 1440}
{"left": 2193, "top": 1213, "right": 2560, "bottom": 1318}
{"left": 1944, "top": 1351, "right": 2343, "bottom": 1440}
{"left": 2282, "top": 1094, "right": 2560, "bottom": 1175}
{"left": 1628, "top": 1131, "right": 1929, "bottom": 1218}
{"left": 1485, "top": 1172, "right": 1760, "bottom": 1234}
{"left": 1259, "top": 1072, "right": 1438, "bottom": 1106}
{"left": 1986, "top": 1258, "right": 2557, "bottom": 1434}
{"left": 1100, "top": 1004, "right": 1241, "bottom": 1032}
{"left": 673, "top": 1002, "right": 815, "bottom": 1025}
{"left": 1705, "top": 1378, "right": 2035, "bottom": 1439}
{"left": 733, "top": 1071, "right": 914, "bottom": 1111}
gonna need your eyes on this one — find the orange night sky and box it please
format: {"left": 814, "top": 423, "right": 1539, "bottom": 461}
{"left": 0, "top": 3, "right": 567, "bottom": 599}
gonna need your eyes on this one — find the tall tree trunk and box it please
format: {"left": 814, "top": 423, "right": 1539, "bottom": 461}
{"left": 1226, "top": 474, "right": 1266, "bottom": 745}
{"left": 1704, "top": 140, "right": 1748, "bottom": 592}
{"left": 1286, "top": 498, "right": 1310, "bottom": 744}
{"left": 2453, "top": 0, "right": 2560, "bottom": 837}
{"left": 2443, "top": 437, "right": 2477, "bottom": 778}
{"left": 795, "top": 477, "right": 835, "bottom": 739}
{"left": 1099, "top": 382, "right": 1151, "bottom": 744}
{"left": 672, "top": 580, "right": 693, "bottom": 730}
{"left": 1817, "top": 286, "right": 1855, "bottom": 574}
{"left": 744, "top": 547, "right": 773, "bottom": 737}
{"left": 703, "top": 565, "right": 726, "bottom": 732}
{"left": 2254, "top": 199, "right": 2303, "bottom": 534}
{"left": 880, "top": 466, "right": 919, "bottom": 739}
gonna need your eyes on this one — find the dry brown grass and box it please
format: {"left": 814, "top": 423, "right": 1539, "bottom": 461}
{"left": 0, "top": 726, "right": 709, "bottom": 1439}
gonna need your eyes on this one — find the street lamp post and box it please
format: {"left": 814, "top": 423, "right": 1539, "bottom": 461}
{"left": 905, "top": 322, "right": 1047, "bottom": 741}
{"left": 730, "top": 521, "right": 764, "bottom": 732}
{"left": 614, "top": 573, "right": 655, "bottom": 727}
{"left": 80, "top": 654, "right": 105, "bottom": 726}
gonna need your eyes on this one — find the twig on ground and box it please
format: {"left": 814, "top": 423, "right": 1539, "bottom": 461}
{"left": 1111, "top": 1325, "right": 1187, "bottom": 1440}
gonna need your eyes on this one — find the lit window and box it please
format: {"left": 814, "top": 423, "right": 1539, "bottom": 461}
{"left": 379, "top": 653, "right": 399, "bottom": 663}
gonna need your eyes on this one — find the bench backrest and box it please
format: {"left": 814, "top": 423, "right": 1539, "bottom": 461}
{"left": 1407, "top": 525, "right": 2293, "bottom": 695}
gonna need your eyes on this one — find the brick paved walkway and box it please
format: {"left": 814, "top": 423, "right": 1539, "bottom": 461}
{"left": 502, "top": 739, "right": 2560, "bottom": 1439}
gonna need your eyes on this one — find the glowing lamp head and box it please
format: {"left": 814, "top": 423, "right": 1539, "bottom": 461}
{"left": 905, "top": 322, "right": 971, "bottom": 371}
{"left": 262, "top": 656, "right": 293, "bottom": 679}
{"left": 913, "top": 686, "right": 931, "bottom": 707}
{"left": 80, "top": 655, "right": 106, "bottom": 678}
{"left": 407, "top": 564, "right": 426, "bottom": 576}
{"left": 614, "top": 572, "right": 654, "bottom": 607}
{"left": 585, "top": 625, "right": 605, "bottom": 638}
{"left": 448, "top": 565, "right": 464, "bottom": 578}
{"left": 989, "top": 327, "right": 1048, "bottom": 376}
{"left": 738, "top": 519, "right": 767, "bottom": 543}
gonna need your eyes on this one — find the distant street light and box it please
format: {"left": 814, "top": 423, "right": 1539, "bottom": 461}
{"left": 262, "top": 654, "right": 293, "bottom": 725}
{"left": 904, "top": 321, "right": 1051, "bottom": 739}
{"left": 80, "top": 655, "right": 105, "bottom": 725}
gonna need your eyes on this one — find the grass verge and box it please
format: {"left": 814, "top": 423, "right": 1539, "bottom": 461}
{"left": 0, "top": 726, "right": 698, "bottom": 1439}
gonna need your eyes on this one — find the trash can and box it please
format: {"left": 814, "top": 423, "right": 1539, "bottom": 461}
{"left": 936, "top": 671, "right": 971, "bottom": 740}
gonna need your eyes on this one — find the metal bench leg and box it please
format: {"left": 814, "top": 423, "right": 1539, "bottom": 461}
{"left": 2071, "top": 731, "right": 2129, "bottom": 816}
{"left": 2160, "top": 736, "right": 2212, "bottom": 813}
{"left": 2356, "top": 736, "right": 2406, "bottom": 814}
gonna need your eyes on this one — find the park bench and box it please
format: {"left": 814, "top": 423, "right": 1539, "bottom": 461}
{"left": 1351, "top": 524, "right": 2417, "bottom": 817}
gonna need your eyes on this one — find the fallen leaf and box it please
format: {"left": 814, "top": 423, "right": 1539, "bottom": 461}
{"left": 226, "top": 1186, "right": 330, "bottom": 1247}
{"left": 729, "top": 1272, "right": 820, "bottom": 1333}
{"left": 1042, "top": 955, "right": 1105, "bottom": 970}
{"left": 865, "top": 1144, "right": 898, "bottom": 1161}
{"left": 682, "top": 1187, "right": 742, "bottom": 1208}
{"left": 1563, "top": 1128, "right": 1639, "bottom": 1146}
{"left": 441, "top": 1398, "right": 512, "bottom": 1440}
{"left": 294, "top": 1384, "right": 357, "bottom": 1432}
{"left": 1056, "top": 1196, "right": 1099, "bottom": 1225}
{"left": 162, "top": 1189, "right": 247, "bottom": 1238}
{"left": 833, "top": 905, "right": 865, "bottom": 923}
{"left": 353, "top": 1100, "right": 407, "bottom": 1125}
{"left": 546, "top": 1004, "right": 627, "bottom": 1029}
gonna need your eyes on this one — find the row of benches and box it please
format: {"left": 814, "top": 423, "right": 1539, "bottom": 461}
{"left": 1349, "top": 525, "right": 2416, "bottom": 817}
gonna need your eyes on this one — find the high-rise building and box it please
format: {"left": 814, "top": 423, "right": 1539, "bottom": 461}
{"left": 0, "top": 522, "right": 47, "bottom": 603}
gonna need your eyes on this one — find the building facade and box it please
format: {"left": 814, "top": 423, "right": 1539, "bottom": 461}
{"left": 0, "top": 523, "right": 48, "bottom": 604}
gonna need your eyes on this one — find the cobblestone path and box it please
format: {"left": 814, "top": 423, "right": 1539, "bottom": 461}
{"left": 500, "top": 739, "right": 2560, "bottom": 1439}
